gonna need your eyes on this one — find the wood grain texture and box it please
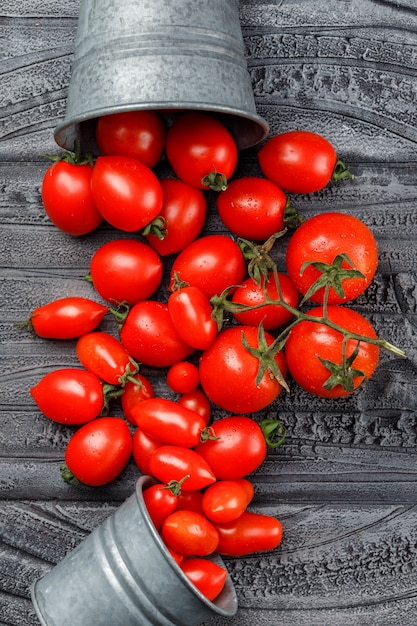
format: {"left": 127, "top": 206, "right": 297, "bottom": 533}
{"left": 1, "top": 0, "right": 417, "bottom": 624}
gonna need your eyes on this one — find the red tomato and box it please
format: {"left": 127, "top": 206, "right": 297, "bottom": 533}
{"left": 27, "top": 297, "right": 108, "bottom": 339}
{"left": 143, "top": 482, "right": 179, "bottom": 531}
{"left": 167, "top": 547, "right": 184, "bottom": 566}
{"left": 194, "top": 416, "right": 267, "bottom": 480}
{"left": 167, "top": 361, "right": 200, "bottom": 394}
{"left": 131, "top": 397, "right": 207, "bottom": 448}
{"left": 175, "top": 489, "right": 204, "bottom": 514}
{"left": 90, "top": 155, "right": 163, "bottom": 231}
{"left": 231, "top": 272, "right": 299, "bottom": 330}
{"left": 63, "top": 417, "right": 132, "bottom": 486}
{"left": 76, "top": 331, "right": 137, "bottom": 385}
{"left": 89, "top": 239, "right": 163, "bottom": 305}
{"left": 120, "top": 300, "right": 194, "bottom": 367}
{"left": 121, "top": 373, "right": 155, "bottom": 425}
{"left": 161, "top": 510, "right": 219, "bottom": 556}
{"left": 132, "top": 428, "right": 164, "bottom": 475}
{"left": 180, "top": 558, "right": 227, "bottom": 602}
{"left": 202, "top": 480, "right": 250, "bottom": 523}
{"left": 168, "top": 285, "right": 217, "bottom": 351}
{"left": 214, "top": 511, "right": 283, "bottom": 557}
{"left": 30, "top": 368, "right": 104, "bottom": 425}
{"left": 285, "top": 305, "right": 380, "bottom": 398}
{"left": 235, "top": 478, "right": 255, "bottom": 505}
{"left": 165, "top": 112, "right": 238, "bottom": 190}
{"left": 41, "top": 159, "right": 102, "bottom": 236}
{"left": 258, "top": 130, "right": 339, "bottom": 194}
{"left": 149, "top": 445, "right": 216, "bottom": 491}
{"left": 95, "top": 110, "right": 166, "bottom": 168}
{"left": 145, "top": 178, "right": 207, "bottom": 256}
{"left": 199, "top": 325, "right": 287, "bottom": 413}
{"left": 285, "top": 212, "right": 378, "bottom": 304}
{"left": 169, "top": 235, "right": 246, "bottom": 299}
{"left": 178, "top": 390, "right": 211, "bottom": 426}
{"left": 216, "top": 176, "right": 287, "bottom": 240}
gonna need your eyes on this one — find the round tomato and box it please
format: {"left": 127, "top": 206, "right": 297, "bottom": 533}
{"left": 178, "top": 389, "right": 211, "bottom": 425}
{"left": 285, "top": 305, "right": 380, "bottom": 398}
{"left": 165, "top": 111, "right": 238, "bottom": 190}
{"left": 285, "top": 212, "right": 378, "bottom": 304}
{"left": 149, "top": 445, "right": 216, "bottom": 491}
{"left": 168, "top": 285, "right": 217, "bottom": 350}
{"left": 76, "top": 331, "right": 137, "bottom": 386}
{"left": 180, "top": 558, "right": 227, "bottom": 602}
{"left": 258, "top": 130, "right": 340, "bottom": 194}
{"left": 95, "top": 110, "right": 166, "bottom": 168}
{"left": 214, "top": 511, "right": 283, "bottom": 557}
{"left": 62, "top": 417, "right": 133, "bottom": 486}
{"left": 199, "top": 325, "right": 287, "bottom": 413}
{"left": 202, "top": 480, "right": 249, "bottom": 523}
{"left": 88, "top": 239, "right": 163, "bottom": 305}
{"left": 121, "top": 373, "right": 155, "bottom": 425}
{"left": 143, "top": 482, "right": 179, "bottom": 531}
{"left": 120, "top": 300, "right": 194, "bottom": 367}
{"left": 169, "top": 235, "right": 246, "bottom": 299}
{"left": 194, "top": 416, "right": 267, "bottom": 480}
{"left": 132, "top": 428, "right": 163, "bottom": 475}
{"left": 145, "top": 178, "right": 207, "bottom": 256}
{"left": 27, "top": 297, "right": 108, "bottom": 339}
{"left": 90, "top": 155, "right": 163, "bottom": 231}
{"left": 161, "top": 510, "right": 219, "bottom": 556}
{"left": 167, "top": 361, "right": 200, "bottom": 394}
{"left": 216, "top": 176, "right": 287, "bottom": 240}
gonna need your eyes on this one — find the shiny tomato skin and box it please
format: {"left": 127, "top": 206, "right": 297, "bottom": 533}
{"left": 120, "top": 300, "right": 194, "bottom": 367}
{"left": 30, "top": 368, "right": 104, "bottom": 425}
{"left": 202, "top": 480, "right": 249, "bottom": 523}
{"left": 231, "top": 272, "right": 299, "bottom": 330}
{"left": 64, "top": 417, "right": 133, "bottom": 486}
{"left": 174, "top": 489, "right": 204, "bottom": 514}
{"left": 132, "top": 428, "right": 164, "bottom": 475}
{"left": 95, "top": 110, "right": 166, "bottom": 168}
{"left": 161, "top": 510, "right": 219, "bottom": 556}
{"left": 169, "top": 235, "right": 246, "bottom": 299}
{"left": 178, "top": 390, "right": 211, "bottom": 425}
{"left": 285, "top": 305, "right": 380, "bottom": 398}
{"left": 216, "top": 176, "right": 287, "bottom": 240}
{"left": 285, "top": 212, "right": 378, "bottom": 304}
{"left": 29, "top": 297, "right": 108, "bottom": 339}
{"left": 180, "top": 558, "right": 227, "bottom": 602}
{"left": 168, "top": 285, "right": 217, "bottom": 350}
{"left": 41, "top": 160, "right": 102, "bottom": 236}
{"left": 194, "top": 416, "right": 267, "bottom": 480}
{"left": 89, "top": 239, "right": 163, "bottom": 306}
{"left": 121, "top": 373, "right": 155, "bottom": 425}
{"left": 214, "top": 511, "right": 283, "bottom": 557}
{"left": 149, "top": 445, "right": 216, "bottom": 491}
{"left": 76, "top": 331, "right": 134, "bottom": 385}
{"left": 146, "top": 179, "right": 207, "bottom": 256}
{"left": 90, "top": 155, "right": 163, "bottom": 231}
{"left": 199, "top": 326, "right": 287, "bottom": 414}
{"left": 167, "top": 361, "right": 200, "bottom": 394}
{"left": 258, "top": 130, "right": 337, "bottom": 194}
{"left": 165, "top": 112, "right": 238, "bottom": 189}
{"left": 143, "top": 482, "right": 178, "bottom": 531}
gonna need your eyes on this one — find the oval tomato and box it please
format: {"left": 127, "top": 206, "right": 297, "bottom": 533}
{"left": 121, "top": 373, "right": 155, "bottom": 425}
{"left": 214, "top": 511, "right": 283, "bottom": 557}
{"left": 132, "top": 428, "right": 164, "bottom": 475}
{"left": 180, "top": 558, "right": 227, "bottom": 602}
{"left": 149, "top": 445, "right": 216, "bottom": 491}
{"left": 76, "top": 331, "right": 137, "bottom": 385}
{"left": 178, "top": 390, "right": 211, "bottom": 425}
{"left": 90, "top": 155, "right": 163, "bottom": 231}
{"left": 166, "top": 361, "right": 200, "bottom": 395}
{"left": 202, "top": 480, "right": 250, "bottom": 523}
{"left": 285, "top": 305, "right": 380, "bottom": 398}
{"left": 143, "top": 482, "right": 179, "bottom": 531}
{"left": 174, "top": 489, "right": 204, "bottom": 515}
{"left": 285, "top": 212, "right": 378, "bottom": 304}
{"left": 168, "top": 285, "right": 217, "bottom": 350}
{"left": 89, "top": 239, "right": 163, "bottom": 305}
{"left": 27, "top": 297, "right": 108, "bottom": 339}
{"left": 161, "top": 510, "right": 219, "bottom": 556}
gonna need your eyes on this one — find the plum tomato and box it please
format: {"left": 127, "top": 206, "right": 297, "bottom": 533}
{"left": 202, "top": 480, "right": 250, "bottom": 523}
{"left": 149, "top": 445, "right": 216, "bottom": 491}
{"left": 168, "top": 284, "right": 217, "bottom": 350}
{"left": 180, "top": 558, "right": 227, "bottom": 602}
{"left": 166, "top": 361, "right": 200, "bottom": 394}
{"left": 161, "top": 510, "right": 219, "bottom": 556}
{"left": 27, "top": 297, "right": 108, "bottom": 339}
{"left": 214, "top": 511, "right": 283, "bottom": 557}
{"left": 143, "top": 482, "right": 179, "bottom": 531}
{"left": 121, "top": 373, "right": 155, "bottom": 425}
{"left": 132, "top": 428, "right": 164, "bottom": 475}
{"left": 178, "top": 389, "right": 211, "bottom": 425}
{"left": 76, "top": 331, "right": 137, "bottom": 386}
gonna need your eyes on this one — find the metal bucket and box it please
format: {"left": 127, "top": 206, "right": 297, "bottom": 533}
{"left": 30, "top": 475, "right": 238, "bottom": 626}
{"left": 54, "top": 0, "right": 268, "bottom": 152}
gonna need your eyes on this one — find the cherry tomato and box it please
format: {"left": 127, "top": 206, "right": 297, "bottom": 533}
{"left": 216, "top": 176, "right": 287, "bottom": 240}
{"left": 178, "top": 390, "right": 211, "bottom": 426}
{"left": 231, "top": 272, "right": 299, "bottom": 330}
{"left": 88, "top": 239, "right": 163, "bottom": 305}
{"left": 149, "top": 445, "right": 216, "bottom": 491}
{"left": 120, "top": 300, "right": 194, "bottom": 367}
{"left": 167, "top": 361, "right": 200, "bottom": 394}
{"left": 145, "top": 178, "right": 207, "bottom": 256}
{"left": 27, "top": 297, "right": 108, "bottom": 339}
{"left": 131, "top": 397, "right": 207, "bottom": 448}
{"left": 258, "top": 130, "right": 338, "bottom": 194}
{"left": 132, "top": 428, "right": 164, "bottom": 475}
{"left": 121, "top": 373, "right": 155, "bottom": 425}
{"left": 214, "top": 511, "right": 283, "bottom": 557}
{"left": 63, "top": 417, "right": 132, "bottom": 486}
{"left": 202, "top": 480, "right": 250, "bottom": 523}
{"left": 180, "top": 558, "right": 227, "bottom": 602}
{"left": 41, "top": 159, "right": 102, "bottom": 236}
{"left": 95, "top": 110, "right": 166, "bottom": 168}
{"left": 285, "top": 212, "right": 378, "bottom": 304}
{"left": 76, "top": 331, "right": 137, "bottom": 385}
{"left": 30, "top": 368, "right": 105, "bottom": 425}
{"left": 90, "top": 155, "right": 163, "bottom": 231}
{"left": 285, "top": 305, "right": 380, "bottom": 398}
{"left": 175, "top": 489, "right": 204, "bottom": 514}
{"left": 194, "top": 416, "right": 267, "bottom": 480}
{"left": 165, "top": 111, "right": 238, "bottom": 190}
{"left": 169, "top": 235, "right": 246, "bottom": 299}
{"left": 168, "top": 285, "right": 217, "bottom": 350}
{"left": 199, "top": 325, "right": 287, "bottom": 414}
{"left": 161, "top": 510, "right": 219, "bottom": 556}
{"left": 143, "top": 482, "right": 179, "bottom": 531}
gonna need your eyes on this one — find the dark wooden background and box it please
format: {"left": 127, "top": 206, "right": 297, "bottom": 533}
{"left": 2, "top": 0, "right": 417, "bottom": 624}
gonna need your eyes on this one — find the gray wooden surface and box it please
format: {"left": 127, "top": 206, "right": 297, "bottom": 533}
{"left": 2, "top": 0, "right": 417, "bottom": 624}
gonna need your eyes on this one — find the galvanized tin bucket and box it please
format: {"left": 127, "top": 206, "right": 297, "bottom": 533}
{"left": 30, "top": 475, "right": 238, "bottom": 626}
{"left": 54, "top": 0, "right": 268, "bottom": 152}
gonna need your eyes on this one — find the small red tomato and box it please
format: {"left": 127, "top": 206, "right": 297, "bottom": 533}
{"left": 76, "top": 331, "right": 137, "bottom": 385}
{"left": 27, "top": 297, "right": 108, "bottom": 339}
{"left": 132, "top": 428, "right": 164, "bottom": 475}
{"left": 162, "top": 510, "right": 219, "bottom": 556}
{"left": 175, "top": 489, "right": 204, "bottom": 515}
{"left": 121, "top": 373, "right": 155, "bottom": 425}
{"left": 149, "top": 446, "right": 216, "bottom": 491}
{"left": 167, "top": 361, "right": 200, "bottom": 394}
{"left": 178, "top": 390, "right": 211, "bottom": 426}
{"left": 168, "top": 285, "right": 217, "bottom": 350}
{"left": 143, "top": 482, "right": 179, "bottom": 531}
{"left": 180, "top": 558, "right": 227, "bottom": 602}
{"left": 202, "top": 480, "right": 250, "bottom": 523}
{"left": 214, "top": 512, "right": 283, "bottom": 557}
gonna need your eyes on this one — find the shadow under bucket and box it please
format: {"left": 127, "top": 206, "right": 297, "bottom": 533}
{"left": 54, "top": 0, "right": 269, "bottom": 153}
{"left": 31, "top": 476, "right": 238, "bottom": 626}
